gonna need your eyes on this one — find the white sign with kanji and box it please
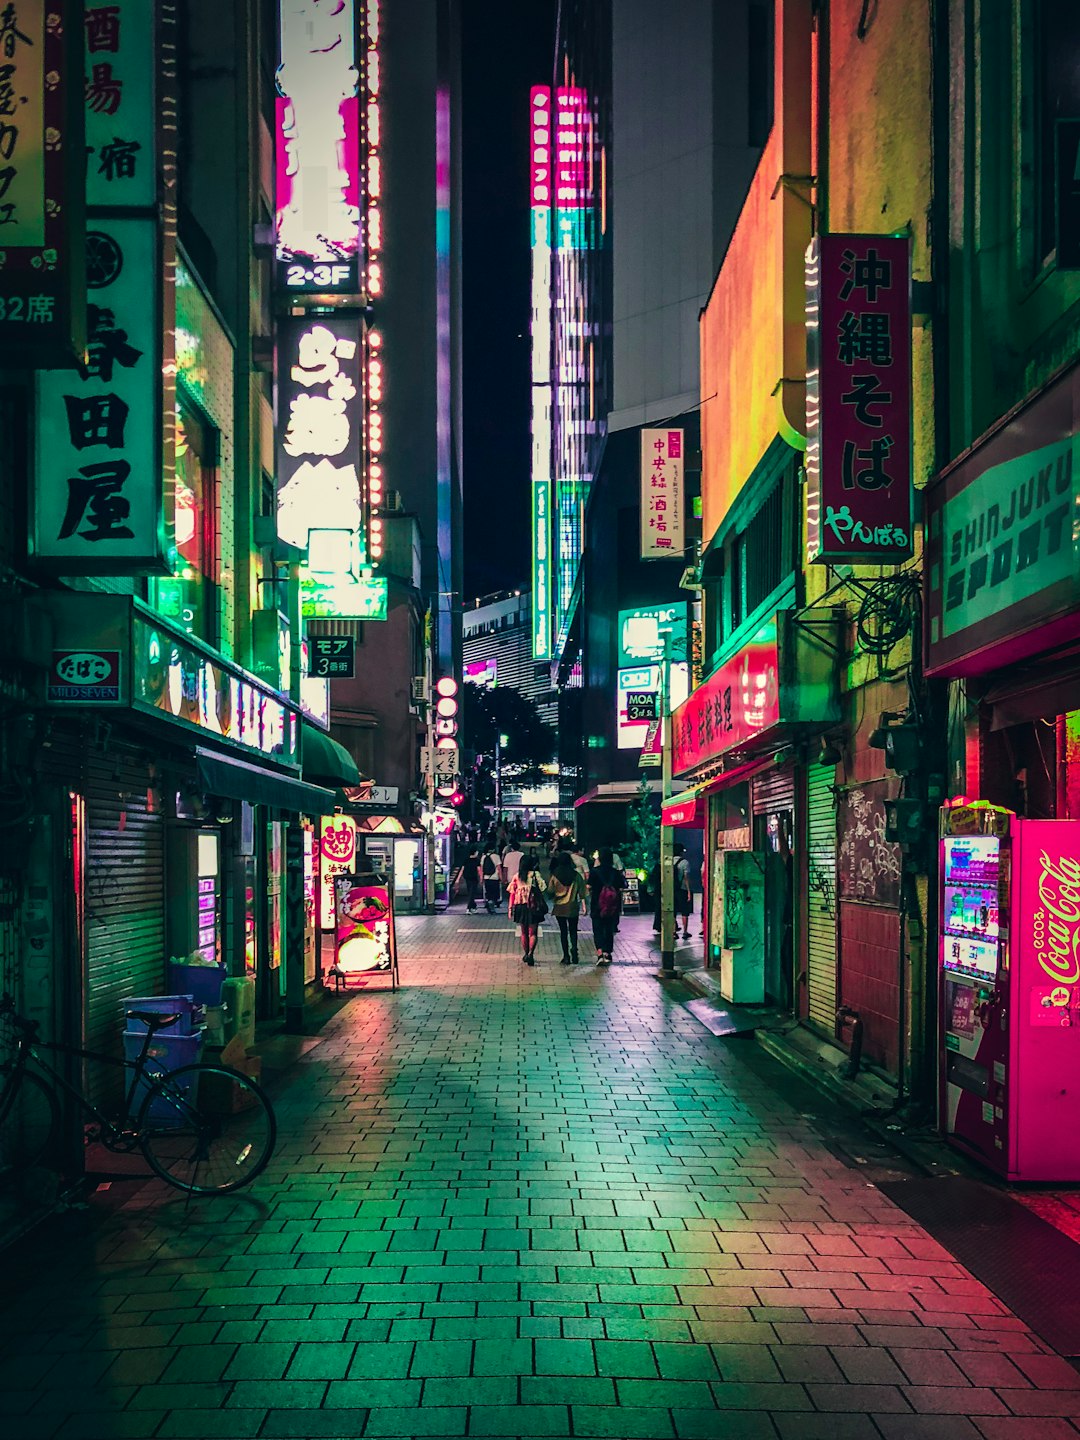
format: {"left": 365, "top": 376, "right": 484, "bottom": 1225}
{"left": 640, "top": 428, "right": 685, "bottom": 561}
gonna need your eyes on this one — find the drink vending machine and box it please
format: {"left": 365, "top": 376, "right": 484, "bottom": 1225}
{"left": 939, "top": 801, "right": 1080, "bottom": 1181}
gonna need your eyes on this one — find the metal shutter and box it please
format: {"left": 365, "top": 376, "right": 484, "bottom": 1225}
{"left": 806, "top": 763, "right": 838, "bottom": 1030}
{"left": 84, "top": 752, "right": 165, "bottom": 1094}
{"left": 752, "top": 764, "right": 795, "bottom": 815}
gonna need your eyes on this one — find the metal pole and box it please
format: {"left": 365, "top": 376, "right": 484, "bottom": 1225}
{"left": 659, "top": 632, "right": 676, "bottom": 974}
{"left": 495, "top": 733, "right": 502, "bottom": 823}
{"left": 424, "top": 609, "right": 436, "bottom": 914}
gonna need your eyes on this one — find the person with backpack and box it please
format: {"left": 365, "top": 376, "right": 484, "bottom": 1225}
{"left": 546, "top": 848, "right": 587, "bottom": 964}
{"left": 507, "top": 854, "right": 547, "bottom": 965}
{"left": 588, "top": 847, "right": 625, "bottom": 965}
{"left": 673, "top": 843, "right": 693, "bottom": 940}
{"left": 481, "top": 845, "right": 502, "bottom": 913}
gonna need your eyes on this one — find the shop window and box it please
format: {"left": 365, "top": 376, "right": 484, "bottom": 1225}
{"left": 1032, "top": 0, "right": 1080, "bottom": 266}
{"left": 151, "top": 391, "right": 220, "bottom": 645}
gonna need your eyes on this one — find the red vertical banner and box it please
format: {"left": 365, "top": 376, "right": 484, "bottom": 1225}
{"left": 805, "top": 234, "right": 912, "bottom": 563}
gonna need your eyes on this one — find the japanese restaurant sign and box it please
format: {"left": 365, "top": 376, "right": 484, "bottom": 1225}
{"left": 276, "top": 0, "right": 359, "bottom": 294}
{"left": 640, "top": 428, "right": 685, "bottom": 560}
{"left": 318, "top": 814, "right": 356, "bottom": 928}
{"left": 805, "top": 234, "right": 912, "bottom": 563}
{"left": 84, "top": 0, "right": 156, "bottom": 209}
{"left": 0, "top": 0, "right": 85, "bottom": 367}
{"left": 277, "top": 313, "right": 366, "bottom": 552}
{"left": 672, "top": 617, "right": 780, "bottom": 777}
{"left": 33, "top": 216, "right": 166, "bottom": 568}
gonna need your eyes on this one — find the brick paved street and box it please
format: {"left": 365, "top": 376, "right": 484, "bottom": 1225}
{"left": 2, "top": 911, "right": 1080, "bottom": 1439}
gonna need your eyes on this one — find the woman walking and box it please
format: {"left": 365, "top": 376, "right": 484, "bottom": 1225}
{"left": 547, "top": 848, "right": 586, "bottom": 964}
{"left": 588, "top": 847, "right": 625, "bottom": 965}
{"left": 507, "top": 855, "right": 546, "bottom": 965}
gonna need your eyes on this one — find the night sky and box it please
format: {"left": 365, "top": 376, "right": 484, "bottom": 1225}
{"left": 461, "top": 0, "right": 557, "bottom": 602}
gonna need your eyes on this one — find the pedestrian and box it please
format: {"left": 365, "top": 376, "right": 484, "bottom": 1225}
{"left": 674, "top": 843, "right": 693, "bottom": 940}
{"left": 547, "top": 848, "right": 586, "bottom": 964}
{"left": 461, "top": 846, "right": 481, "bottom": 913}
{"left": 507, "top": 854, "right": 547, "bottom": 965}
{"left": 501, "top": 838, "right": 525, "bottom": 894}
{"left": 649, "top": 859, "right": 662, "bottom": 933}
{"left": 481, "top": 845, "right": 502, "bottom": 913}
{"left": 570, "top": 839, "right": 590, "bottom": 882}
{"left": 588, "top": 846, "right": 625, "bottom": 966}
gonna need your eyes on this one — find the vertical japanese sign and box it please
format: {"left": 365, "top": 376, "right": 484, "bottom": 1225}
{"left": 276, "top": 312, "right": 365, "bottom": 551}
{"left": 805, "top": 234, "right": 912, "bottom": 563}
{"left": 318, "top": 813, "right": 355, "bottom": 928}
{"left": 0, "top": 0, "right": 85, "bottom": 367}
{"left": 84, "top": 1, "right": 155, "bottom": 208}
{"left": 276, "top": 0, "right": 359, "bottom": 294}
{"left": 640, "top": 428, "right": 685, "bottom": 560}
{"left": 32, "top": 1, "right": 174, "bottom": 570}
{"left": 33, "top": 217, "right": 164, "bottom": 566}
{"left": 530, "top": 84, "right": 552, "bottom": 661}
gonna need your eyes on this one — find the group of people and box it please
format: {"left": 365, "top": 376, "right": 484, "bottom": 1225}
{"left": 505, "top": 844, "right": 625, "bottom": 967}
{"left": 454, "top": 835, "right": 628, "bottom": 967}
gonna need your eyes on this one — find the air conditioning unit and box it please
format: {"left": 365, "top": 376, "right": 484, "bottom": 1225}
{"left": 410, "top": 676, "right": 427, "bottom": 704}
{"left": 384, "top": 489, "right": 403, "bottom": 512}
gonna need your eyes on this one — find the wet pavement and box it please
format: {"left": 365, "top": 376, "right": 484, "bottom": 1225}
{"left": 2, "top": 911, "right": 1079, "bottom": 1439}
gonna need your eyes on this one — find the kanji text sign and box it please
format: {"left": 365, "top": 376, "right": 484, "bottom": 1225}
{"left": 85, "top": 0, "right": 156, "bottom": 209}
{"left": 34, "top": 217, "right": 165, "bottom": 568}
{"left": 805, "top": 234, "right": 912, "bottom": 563}
{"left": 641, "top": 428, "right": 685, "bottom": 560}
{"left": 311, "top": 635, "right": 355, "bottom": 678}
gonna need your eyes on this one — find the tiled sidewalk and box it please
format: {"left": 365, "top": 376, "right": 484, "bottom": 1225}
{"left": 2, "top": 919, "right": 1079, "bottom": 1439}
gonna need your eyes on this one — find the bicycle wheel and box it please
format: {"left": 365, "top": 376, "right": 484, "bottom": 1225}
{"left": 138, "top": 1063, "right": 276, "bottom": 1195}
{"left": 0, "top": 1067, "right": 59, "bottom": 1173}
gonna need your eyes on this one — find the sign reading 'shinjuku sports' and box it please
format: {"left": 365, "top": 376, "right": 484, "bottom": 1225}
{"left": 805, "top": 234, "right": 912, "bottom": 564}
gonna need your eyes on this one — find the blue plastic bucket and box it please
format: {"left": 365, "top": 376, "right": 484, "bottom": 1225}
{"left": 123, "top": 995, "right": 200, "bottom": 1036}
{"left": 124, "top": 1029, "right": 204, "bottom": 1122}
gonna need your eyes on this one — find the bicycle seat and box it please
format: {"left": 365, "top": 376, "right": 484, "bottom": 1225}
{"left": 127, "top": 1010, "right": 181, "bottom": 1032}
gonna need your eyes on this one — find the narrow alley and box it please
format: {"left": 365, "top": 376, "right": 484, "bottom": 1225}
{"left": 2, "top": 917, "right": 1078, "bottom": 1440}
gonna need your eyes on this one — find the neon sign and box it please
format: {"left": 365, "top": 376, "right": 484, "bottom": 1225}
{"left": 530, "top": 85, "right": 553, "bottom": 660}
{"left": 276, "top": 0, "right": 360, "bottom": 292}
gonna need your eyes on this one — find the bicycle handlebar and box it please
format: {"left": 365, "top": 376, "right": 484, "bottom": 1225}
{"left": 0, "top": 993, "right": 39, "bottom": 1038}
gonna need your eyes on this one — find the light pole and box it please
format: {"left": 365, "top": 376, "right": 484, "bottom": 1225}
{"left": 659, "top": 629, "right": 676, "bottom": 974}
{"left": 496, "top": 731, "right": 508, "bottom": 824}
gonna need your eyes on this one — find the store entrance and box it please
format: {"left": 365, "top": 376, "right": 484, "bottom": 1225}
{"left": 757, "top": 807, "right": 794, "bottom": 1009}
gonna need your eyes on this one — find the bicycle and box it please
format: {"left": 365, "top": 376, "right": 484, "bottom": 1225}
{"left": 0, "top": 994, "right": 277, "bottom": 1196}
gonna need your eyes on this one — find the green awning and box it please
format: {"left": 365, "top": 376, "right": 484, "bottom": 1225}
{"left": 195, "top": 748, "right": 338, "bottom": 815}
{"left": 301, "top": 720, "right": 362, "bottom": 788}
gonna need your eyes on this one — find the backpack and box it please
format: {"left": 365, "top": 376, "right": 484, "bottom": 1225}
{"left": 528, "top": 877, "right": 549, "bottom": 921}
{"left": 598, "top": 883, "right": 621, "bottom": 918}
{"left": 482, "top": 854, "right": 496, "bottom": 879}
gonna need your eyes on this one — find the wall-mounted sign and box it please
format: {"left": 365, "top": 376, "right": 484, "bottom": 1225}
{"left": 276, "top": 0, "right": 359, "bottom": 294}
{"left": 0, "top": 0, "right": 85, "bottom": 367}
{"left": 47, "top": 649, "right": 121, "bottom": 704}
{"left": 618, "top": 603, "right": 688, "bottom": 667}
{"left": 805, "top": 234, "right": 913, "bottom": 563}
{"left": 277, "top": 313, "right": 366, "bottom": 553}
{"left": 530, "top": 85, "right": 553, "bottom": 662}
{"left": 925, "top": 361, "right": 1080, "bottom": 676}
{"left": 554, "top": 86, "right": 593, "bottom": 249}
{"left": 640, "top": 429, "right": 685, "bottom": 559}
{"left": 85, "top": 0, "right": 156, "bottom": 209}
{"left": 311, "top": 635, "right": 356, "bottom": 678}
{"left": 299, "top": 572, "right": 387, "bottom": 621}
{"left": 672, "top": 618, "right": 780, "bottom": 776}
{"left": 33, "top": 217, "right": 167, "bottom": 569}
{"left": 617, "top": 662, "right": 689, "bottom": 749}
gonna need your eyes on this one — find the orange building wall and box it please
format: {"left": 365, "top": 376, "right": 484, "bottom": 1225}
{"left": 699, "top": 0, "right": 813, "bottom": 542}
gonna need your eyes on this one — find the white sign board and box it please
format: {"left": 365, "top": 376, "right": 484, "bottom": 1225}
{"left": 640, "top": 428, "right": 685, "bottom": 560}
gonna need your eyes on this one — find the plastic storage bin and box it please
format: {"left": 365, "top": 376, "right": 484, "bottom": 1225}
{"left": 124, "top": 1028, "right": 205, "bottom": 1121}
{"left": 221, "top": 976, "right": 255, "bottom": 1049}
{"left": 123, "top": 995, "right": 200, "bottom": 1036}
{"left": 168, "top": 961, "right": 226, "bottom": 1007}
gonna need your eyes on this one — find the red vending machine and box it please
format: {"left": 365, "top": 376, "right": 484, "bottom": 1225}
{"left": 939, "top": 801, "right": 1080, "bottom": 1182}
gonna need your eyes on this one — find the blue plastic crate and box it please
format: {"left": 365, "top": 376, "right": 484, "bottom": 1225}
{"left": 167, "top": 962, "right": 227, "bottom": 1008}
{"left": 124, "top": 1029, "right": 204, "bottom": 1122}
{"left": 123, "top": 995, "right": 200, "bottom": 1036}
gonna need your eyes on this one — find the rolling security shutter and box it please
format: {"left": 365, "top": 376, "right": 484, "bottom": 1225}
{"left": 752, "top": 763, "right": 795, "bottom": 815}
{"left": 84, "top": 751, "right": 165, "bottom": 1094}
{"left": 806, "top": 762, "right": 838, "bottom": 1030}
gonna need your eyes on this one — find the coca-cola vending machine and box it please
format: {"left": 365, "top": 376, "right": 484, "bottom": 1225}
{"left": 939, "top": 801, "right": 1080, "bottom": 1182}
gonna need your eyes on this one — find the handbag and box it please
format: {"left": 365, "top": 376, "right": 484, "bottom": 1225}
{"left": 511, "top": 902, "right": 530, "bottom": 924}
{"left": 528, "top": 876, "right": 549, "bottom": 921}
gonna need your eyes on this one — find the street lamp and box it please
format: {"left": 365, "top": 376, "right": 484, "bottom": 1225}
{"left": 496, "top": 732, "right": 509, "bottom": 822}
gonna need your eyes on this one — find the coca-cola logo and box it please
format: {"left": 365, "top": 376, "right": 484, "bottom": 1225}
{"left": 1034, "top": 851, "right": 1080, "bottom": 985}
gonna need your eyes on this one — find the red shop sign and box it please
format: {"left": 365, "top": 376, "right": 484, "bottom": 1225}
{"left": 671, "top": 618, "right": 780, "bottom": 777}
{"left": 805, "top": 234, "right": 912, "bottom": 564}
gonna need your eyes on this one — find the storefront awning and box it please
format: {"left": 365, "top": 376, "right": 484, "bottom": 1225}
{"left": 301, "top": 721, "right": 362, "bottom": 788}
{"left": 195, "top": 748, "right": 338, "bottom": 815}
{"left": 574, "top": 780, "right": 662, "bottom": 808}
{"left": 661, "top": 790, "right": 706, "bottom": 828}
{"left": 698, "top": 754, "right": 781, "bottom": 796}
